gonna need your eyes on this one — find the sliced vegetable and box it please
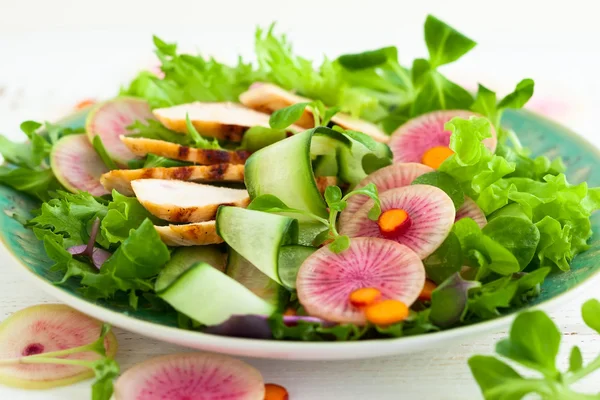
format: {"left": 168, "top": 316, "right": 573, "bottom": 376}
{"left": 86, "top": 97, "right": 155, "bottom": 165}
{"left": 455, "top": 196, "right": 487, "bottom": 228}
{"left": 158, "top": 262, "right": 276, "bottom": 326}
{"left": 277, "top": 245, "right": 317, "bottom": 289}
{"left": 50, "top": 134, "right": 109, "bottom": 196}
{"left": 155, "top": 246, "right": 226, "bottom": 292}
{"left": 217, "top": 206, "right": 298, "bottom": 283}
{"left": 131, "top": 179, "right": 249, "bottom": 222}
{"left": 365, "top": 300, "right": 410, "bottom": 325}
{"left": 340, "top": 185, "right": 455, "bottom": 259}
{"left": 388, "top": 110, "right": 497, "bottom": 165}
{"left": 339, "top": 163, "right": 433, "bottom": 227}
{"left": 114, "top": 353, "right": 265, "bottom": 400}
{"left": 0, "top": 304, "right": 117, "bottom": 389}
{"left": 296, "top": 237, "right": 425, "bottom": 325}
{"left": 100, "top": 164, "right": 245, "bottom": 196}
{"left": 349, "top": 287, "right": 382, "bottom": 308}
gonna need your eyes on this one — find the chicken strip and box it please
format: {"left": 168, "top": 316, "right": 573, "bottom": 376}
{"left": 239, "top": 83, "right": 390, "bottom": 143}
{"left": 121, "top": 136, "right": 250, "bottom": 165}
{"left": 132, "top": 179, "right": 249, "bottom": 223}
{"left": 155, "top": 221, "right": 223, "bottom": 246}
{"left": 100, "top": 164, "right": 245, "bottom": 196}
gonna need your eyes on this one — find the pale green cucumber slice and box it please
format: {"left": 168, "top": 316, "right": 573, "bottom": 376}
{"left": 158, "top": 262, "right": 275, "bottom": 326}
{"left": 278, "top": 245, "right": 317, "bottom": 289}
{"left": 155, "top": 246, "right": 227, "bottom": 292}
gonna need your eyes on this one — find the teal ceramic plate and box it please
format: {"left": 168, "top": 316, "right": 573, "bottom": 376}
{"left": 1, "top": 109, "right": 599, "bottom": 360}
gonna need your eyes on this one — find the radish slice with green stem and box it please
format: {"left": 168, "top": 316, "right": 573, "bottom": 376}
{"left": 114, "top": 353, "right": 265, "bottom": 400}
{"left": 456, "top": 196, "right": 487, "bottom": 228}
{"left": 389, "top": 110, "right": 497, "bottom": 167}
{"left": 86, "top": 97, "right": 156, "bottom": 166}
{"left": 0, "top": 304, "right": 117, "bottom": 389}
{"left": 339, "top": 185, "right": 455, "bottom": 259}
{"left": 50, "top": 134, "right": 109, "bottom": 196}
{"left": 296, "top": 237, "right": 425, "bottom": 325}
{"left": 339, "top": 163, "right": 434, "bottom": 227}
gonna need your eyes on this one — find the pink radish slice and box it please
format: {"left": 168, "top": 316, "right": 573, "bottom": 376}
{"left": 114, "top": 353, "right": 265, "bottom": 400}
{"left": 0, "top": 304, "right": 117, "bottom": 389}
{"left": 339, "top": 163, "right": 434, "bottom": 228}
{"left": 339, "top": 185, "right": 455, "bottom": 259}
{"left": 456, "top": 197, "right": 487, "bottom": 228}
{"left": 50, "top": 134, "right": 109, "bottom": 196}
{"left": 86, "top": 97, "right": 156, "bottom": 166}
{"left": 296, "top": 237, "right": 425, "bottom": 325}
{"left": 388, "top": 110, "right": 497, "bottom": 164}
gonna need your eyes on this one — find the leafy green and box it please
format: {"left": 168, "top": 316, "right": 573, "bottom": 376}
{"left": 469, "top": 303, "right": 600, "bottom": 399}
{"left": 424, "top": 15, "right": 477, "bottom": 68}
{"left": 423, "top": 232, "right": 463, "bottom": 284}
{"left": 411, "top": 171, "right": 464, "bottom": 209}
{"left": 0, "top": 166, "right": 61, "bottom": 201}
{"left": 269, "top": 102, "right": 311, "bottom": 129}
{"left": 582, "top": 299, "right": 600, "bottom": 334}
{"left": 429, "top": 273, "right": 480, "bottom": 328}
{"left": 92, "top": 136, "right": 118, "bottom": 170}
{"left": 185, "top": 113, "right": 222, "bottom": 149}
{"left": 472, "top": 79, "right": 535, "bottom": 128}
{"left": 100, "top": 190, "right": 156, "bottom": 244}
{"left": 123, "top": 35, "right": 262, "bottom": 108}
{"left": 127, "top": 119, "right": 190, "bottom": 145}
{"left": 141, "top": 154, "right": 191, "bottom": 169}
{"left": 482, "top": 215, "right": 540, "bottom": 269}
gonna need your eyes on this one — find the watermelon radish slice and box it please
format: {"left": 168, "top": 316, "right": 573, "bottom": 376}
{"left": 456, "top": 196, "right": 487, "bottom": 228}
{"left": 50, "top": 134, "right": 109, "bottom": 196}
{"left": 86, "top": 97, "right": 155, "bottom": 166}
{"left": 339, "top": 163, "right": 434, "bottom": 228}
{"left": 388, "top": 110, "right": 497, "bottom": 166}
{"left": 339, "top": 185, "right": 455, "bottom": 259}
{"left": 296, "top": 237, "right": 425, "bottom": 325}
{"left": 114, "top": 353, "right": 265, "bottom": 400}
{"left": 0, "top": 304, "right": 117, "bottom": 389}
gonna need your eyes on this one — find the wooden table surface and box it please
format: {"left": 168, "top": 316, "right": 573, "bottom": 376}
{"left": 1, "top": 2, "right": 600, "bottom": 398}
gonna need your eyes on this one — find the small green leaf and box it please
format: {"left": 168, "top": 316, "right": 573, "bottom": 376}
{"left": 497, "top": 79, "right": 535, "bottom": 109}
{"left": 424, "top": 232, "right": 463, "bottom": 284}
{"left": 482, "top": 216, "right": 540, "bottom": 269}
{"left": 322, "top": 106, "right": 341, "bottom": 126}
{"left": 468, "top": 355, "right": 546, "bottom": 400}
{"left": 337, "top": 47, "right": 397, "bottom": 70}
{"left": 424, "top": 15, "right": 476, "bottom": 68}
{"left": 412, "top": 171, "right": 464, "bottom": 210}
{"left": 92, "top": 136, "right": 118, "bottom": 170}
{"left": 20, "top": 120, "right": 43, "bottom": 139}
{"left": 324, "top": 185, "right": 343, "bottom": 205}
{"left": 90, "top": 358, "right": 120, "bottom": 400}
{"left": 471, "top": 84, "right": 498, "bottom": 126}
{"left": 429, "top": 273, "right": 480, "bottom": 328}
{"left": 329, "top": 235, "right": 350, "bottom": 254}
{"left": 185, "top": 113, "right": 222, "bottom": 149}
{"left": 412, "top": 71, "right": 474, "bottom": 115}
{"left": 495, "top": 310, "right": 560, "bottom": 376}
{"left": 269, "top": 102, "right": 310, "bottom": 129}
{"left": 582, "top": 299, "right": 600, "bottom": 334}
{"left": 568, "top": 346, "right": 583, "bottom": 372}
{"left": 248, "top": 194, "right": 290, "bottom": 212}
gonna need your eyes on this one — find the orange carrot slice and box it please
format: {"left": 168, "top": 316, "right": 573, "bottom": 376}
{"left": 421, "top": 146, "right": 454, "bottom": 169}
{"left": 378, "top": 209, "right": 412, "bottom": 238}
{"left": 349, "top": 287, "right": 382, "bottom": 307}
{"left": 264, "top": 383, "right": 289, "bottom": 400}
{"left": 365, "top": 300, "right": 409, "bottom": 325}
{"left": 418, "top": 280, "right": 437, "bottom": 301}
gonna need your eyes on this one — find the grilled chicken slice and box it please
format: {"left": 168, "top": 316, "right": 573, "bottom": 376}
{"left": 239, "top": 83, "right": 390, "bottom": 143}
{"left": 155, "top": 221, "right": 223, "bottom": 246}
{"left": 101, "top": 164, "right": 244, "bottom": 196}
{"left": 315, "top": 176, "right": 338, "bottom": 195}
{"left": 132, "top": 179, "right": 250, "bottom": 223}
{"left": 153, "top": 101, "right": 302, "bottom": 142}
{"left": 121, "top": 136, "right": 250, "bottom": 165}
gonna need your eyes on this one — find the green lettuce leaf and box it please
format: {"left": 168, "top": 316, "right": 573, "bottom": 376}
{"left": 101, "top": 191, "right": 157, "bottom": 244}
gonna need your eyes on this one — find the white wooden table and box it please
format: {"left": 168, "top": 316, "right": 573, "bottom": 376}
{"left": 1, "top": 1, "right": 600, "bottom": 398}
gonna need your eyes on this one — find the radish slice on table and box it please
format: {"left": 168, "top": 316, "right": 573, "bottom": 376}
{"left": 86, "top": 97, "right": 155, "bottom": 166}
{"left": 0, "top": 304, "right": 117, "bottom": 389}
{"left": 339, "top": 185, "right": 455, "bottom": 259}
{"left": 456, "top": 196, "right": 487, "bottom": 228}
{"left": 50, "top": 134, "right": 109, "bottom": 196}
{"left": 339, "top": 162, "right": 434, "bottom": 227}
{"left": 296, "top": 237, "right": 425, "bottom": 325}
{"left": 388, "top": 110, "right": 497, "bottom": 167}
{"left": 114, "top": 353, "right": 265, "bottom": 400}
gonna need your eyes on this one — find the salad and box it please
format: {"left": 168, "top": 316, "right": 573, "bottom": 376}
{"left": 1, "top": 15, "right": 598, "bottom": 342}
